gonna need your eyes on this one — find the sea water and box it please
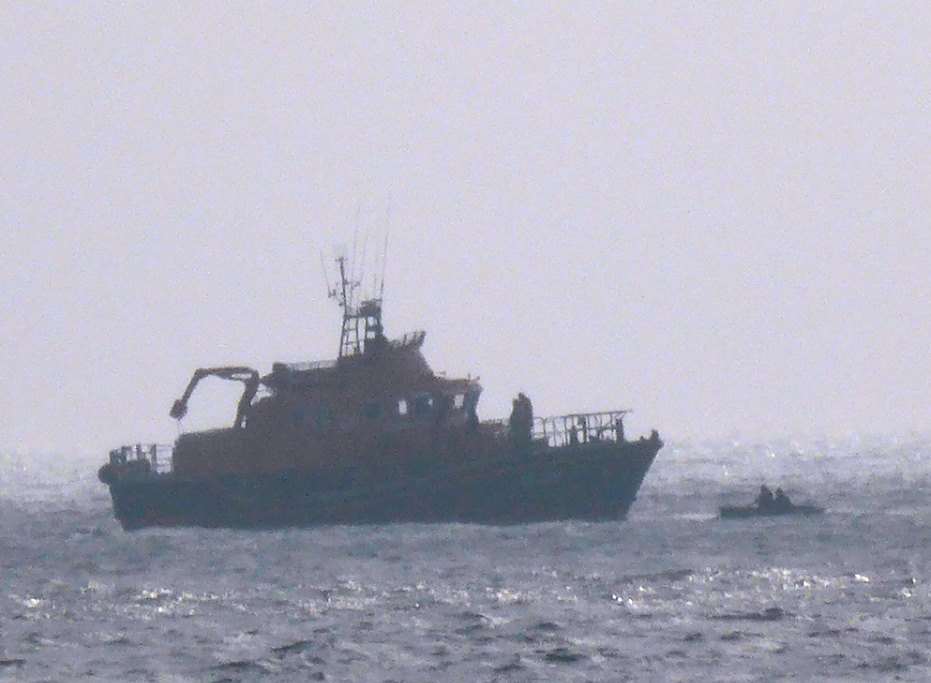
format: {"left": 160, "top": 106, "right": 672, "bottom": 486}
{"left": 1, "top": 435, "right": 929, "bottom": 681}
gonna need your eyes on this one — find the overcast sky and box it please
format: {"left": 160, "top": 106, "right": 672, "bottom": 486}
{"left": 2, "top": 2, "right": 929, "bottom": 455}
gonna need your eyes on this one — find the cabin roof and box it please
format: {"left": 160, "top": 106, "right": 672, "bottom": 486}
{"left": 260, "top": 330, "right": 479, "bottom": 398}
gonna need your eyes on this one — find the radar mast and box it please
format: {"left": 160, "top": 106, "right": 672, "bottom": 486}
{"left": 328, "top": 256, "right": 385, "bottom": 359}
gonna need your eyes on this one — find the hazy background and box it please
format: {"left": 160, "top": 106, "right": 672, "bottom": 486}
{"left": 2, "top": 2, "right": 929, "bottom": 457}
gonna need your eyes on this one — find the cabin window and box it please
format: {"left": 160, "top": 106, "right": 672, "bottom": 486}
{"left": 435, "top": 394, "right": 452, "bottom": 423}
{"left": 362, "top": 400, "right": 382, "bottom": 419}
{"left": 398, "top": 399, "right": 408, "bottom": 416}
{"left": 453, "top": 393, "right": 465, "bottom": 410}
{"left": 413, "top": 393, "right": 434, "bottom": 418}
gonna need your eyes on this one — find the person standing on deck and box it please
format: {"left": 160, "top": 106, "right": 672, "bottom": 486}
{"left": 509, "top": 392, "right": 534, "bottom": 447}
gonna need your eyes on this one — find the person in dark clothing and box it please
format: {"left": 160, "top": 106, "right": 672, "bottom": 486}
{"left": 756, "top": 485, "right": 774, "bottom": 510}
{"left": 614, "top": 417, "right": 625, "bottom": 443}
{"left": 509, "top": 392, "right": 533, "bottom": 447}
{"left": 509, "top": 398, "right": 520, "bottom": 437}
{"left": 517, "top": 393, "right": 533, "bottom": 427}
{"left": 774, "top": 487, "right": 792, "bottom": 511}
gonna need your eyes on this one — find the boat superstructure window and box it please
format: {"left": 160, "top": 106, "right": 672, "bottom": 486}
{"left": 413, "top": 393, "right": 434, "bottom": 418}
{"left": 397, "top": 399, "right": 408, "bottom": 417}
{"left": 453, "top": 393, "right": 465, "bottom": 410}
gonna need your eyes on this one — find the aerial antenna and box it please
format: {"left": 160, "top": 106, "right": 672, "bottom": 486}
{"left": 379, "top": 197, "right": 391, "bottom": 298}
{"left": 319, "top": 249, "right": 333, "bottom": 297}
{"left": 350, "top": 202, "right": 362, "bottom": 294}
{"left": 380, "top": 228, "right": 390, "bottom": 299}
{"left": 359, "top": 224, "right": 371, "bottom": 298}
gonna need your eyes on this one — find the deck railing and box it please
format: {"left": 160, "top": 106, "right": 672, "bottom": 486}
{"left": 277, "top": 359, "right": 338, "bottom": 372}
{"left": 389, "top": 330, "right": 426, "bottom": 349}
{"left": 532, "top": 410, "right": 630, "bottom": 448}
{"left": 480, "top": 418, "right": 508, "bottom": 439}
{"left": 106, "top": 410, "right": 630, "bottom": 475}
{"left": 108, "top": 443, "right": 173, "bottom": 474}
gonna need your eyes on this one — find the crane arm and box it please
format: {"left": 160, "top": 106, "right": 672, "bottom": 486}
{"left": 169, "top": 366, "right": 260, "bottom": 429}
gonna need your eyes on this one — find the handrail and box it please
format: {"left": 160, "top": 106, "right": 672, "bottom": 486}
{"left": 532, "top": 410, "right": 630, "bottom": 448}
{"left": 108, "top": 443, "right": 173, "bottom": 474}
{"left": 389, "top": 330, "right": 425, "bottom": 349}
{"left": 277, "top": 359, "right": 338, "bottom": 372}
{"left": 276, "top": 331, "right": 424, "bottom": 373}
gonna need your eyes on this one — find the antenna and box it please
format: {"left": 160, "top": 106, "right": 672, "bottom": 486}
{"left": 331, "top": 255, "right": 358, "bottom": 308}
{"left": 358, "top": 228, "right": 369, "bottom": 298}
{"left": 319, "top": 250, "right": 333, "bottom": 297}
{"left": 325, "top": 202, "right": 391, "bottom": 358}
{"left": 331, "top": 252, "right": 383, "bottom": 359}
{"left": 378, "top": 197, "right": 391, "bottom": 298}
{"left": 380, "top": 228, "right": 390, "bottom": 298}
{"left": 350, "top": 202, "right": 361, "bottom": 288}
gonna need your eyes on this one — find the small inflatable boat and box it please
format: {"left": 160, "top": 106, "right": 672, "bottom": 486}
{"left": 719, "top": 503, "right": 825, "bottom": 519}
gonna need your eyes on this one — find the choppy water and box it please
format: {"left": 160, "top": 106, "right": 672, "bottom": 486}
{"left": 1, "top": 435, "right": 930, "bottom": 682}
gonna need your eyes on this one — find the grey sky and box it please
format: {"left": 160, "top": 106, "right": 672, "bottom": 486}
{"left": 2, "top": 3, "right": 929, "bottom": 455}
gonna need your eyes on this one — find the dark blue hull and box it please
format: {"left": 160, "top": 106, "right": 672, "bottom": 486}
{"left": 105, "top": 440, "right": 660, "bottom": 530}
{"left": 719, "top": 504, "right": 824, "bottom": 519}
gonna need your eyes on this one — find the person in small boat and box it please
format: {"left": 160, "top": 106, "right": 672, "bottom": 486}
{"left": 773, "top": 487, "right": 792, "bottom": 511}
{"left": 756, "top": 485, "right": 775, "bottom": 510}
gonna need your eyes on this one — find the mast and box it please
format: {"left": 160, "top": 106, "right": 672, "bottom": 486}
{"left": 329, "top": 255, "right": 384, "bottom": 359}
